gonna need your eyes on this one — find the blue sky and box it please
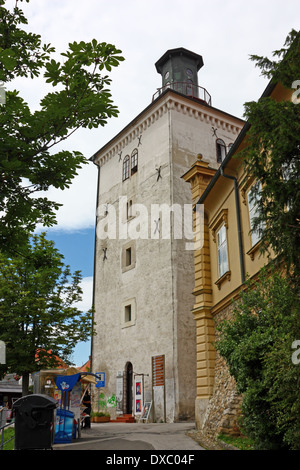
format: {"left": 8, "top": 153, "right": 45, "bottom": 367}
{"left": 5, "top": 0, "right": 300, "bottom": 367}
{"left": 45, "top": 229, "right": 95, "bottom": 367}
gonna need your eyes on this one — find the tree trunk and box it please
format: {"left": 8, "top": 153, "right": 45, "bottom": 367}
{"left": 22, "top": 372, "right": 30, "bottom": 396}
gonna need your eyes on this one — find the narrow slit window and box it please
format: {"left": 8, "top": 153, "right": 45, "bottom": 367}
{"left": 127, "top": 199, "right": 133, "bottom": 219}
{"left": 125, "top": 247, "right": 132, "bottom": 267}
{"left": 125, "top": 305, "right": 132, "bottom": 323}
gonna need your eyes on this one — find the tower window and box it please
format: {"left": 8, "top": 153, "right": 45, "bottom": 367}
{"left": 131, "top": 149, "right": 138, "bottom": 175}
{"left": 125, "top": 247, "right": 132, "bottom": 267}
{"left": 122, "top": 241, "right": 136, "bottom": 273}
{"left": 122, "top": 298, "right": 136, "bottom": 328}
{"left": 123, "top": 155, "right": 130, "bottom": 181}
{"left": 216, "top": 139, "right": 227, "bottom": 163}
{"left": 125, "top": 305, "right": 132, "bottom": 323}
{"left": 127, "top": 199, "right": 133, "bottom": 219}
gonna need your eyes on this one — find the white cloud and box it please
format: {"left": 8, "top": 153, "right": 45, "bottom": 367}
{"left": 75, "top": 276, "right": 94, "bottom": 313}
{"left": 36, "top": 161, "right": 98, "bottom": 232}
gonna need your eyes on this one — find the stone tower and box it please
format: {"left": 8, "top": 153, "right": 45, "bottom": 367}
{"left": 90, "top": 48, "right": 244, "bottom": 422}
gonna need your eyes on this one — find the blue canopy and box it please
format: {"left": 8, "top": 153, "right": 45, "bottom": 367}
{"left": 55, "top": 373, "right": 80, "bottom": 392}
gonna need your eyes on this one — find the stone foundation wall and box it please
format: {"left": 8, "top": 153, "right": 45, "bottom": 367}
{"left": 199, "top": 303, "right": 243, "bottom": 440}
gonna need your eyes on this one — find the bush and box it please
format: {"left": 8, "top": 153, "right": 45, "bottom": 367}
{"left": 91, "top": 411, "right": 110, "bottom": 418}
{"left": 216, "top": 268, "right": 300, "bottom": 450}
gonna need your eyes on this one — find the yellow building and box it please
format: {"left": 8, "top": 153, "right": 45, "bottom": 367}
{"left": 183, "top": 79, "right": 294, "bottom": 438}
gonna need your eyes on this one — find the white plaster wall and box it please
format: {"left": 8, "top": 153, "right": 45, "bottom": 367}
{"left": 92, "top": 91, "right": 244, "bottom": 422}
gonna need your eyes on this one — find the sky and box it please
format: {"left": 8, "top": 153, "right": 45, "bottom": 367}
{"left": 4, "top": 0, "right": 300, "bottom": 366}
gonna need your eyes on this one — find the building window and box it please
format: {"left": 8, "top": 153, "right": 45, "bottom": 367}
{"left": 217, "top": 224, "right": 229, "bottom": 278}
{"left": 209, "top": 208, "right": 231, "bottom": 289}
{"left": 127, "top": 199, "right": 133, "bottom": 219}
{"left": 125, "top": 305, "right": 132, "bottom": 323}
{"left": 216, "top": 139, "right": 226, "bottom": 163}
{"left": 121, "top": 298, "right": 136, "bottom": 328}
{"left": 121, "top": 241, "right": 136, "bottom": 273}
{"left": 123, "top": 155, "right": 130, "bottom": 181}
{"left": 282, "top": 158, "right": 297, "bottom": 211}
{"left": 125, "top": 247, "right": 132, "bottom": 267}
{"left": 247, "top": 181, "right": 263, "bottom": 246}
{"left": 131, "top": 149, "right": 138, "bottom": 175}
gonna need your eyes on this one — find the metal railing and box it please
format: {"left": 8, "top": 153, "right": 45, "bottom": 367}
{"left": 152, "top": 82, "right": 212, "bottom": 106}
{"left": 0, "top": 408, "right": 14, "bottom": 450}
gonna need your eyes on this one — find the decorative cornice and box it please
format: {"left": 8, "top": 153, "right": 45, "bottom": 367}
{"left": 94, "top": 93, "right": 243, "bottom": 167}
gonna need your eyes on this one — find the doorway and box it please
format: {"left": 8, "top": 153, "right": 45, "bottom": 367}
{"left": 124, "top": 362, "right": 133, "bottom": 414}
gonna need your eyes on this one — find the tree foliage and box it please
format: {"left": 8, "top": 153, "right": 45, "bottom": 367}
{"left": 216, "top": 269, "right": 300, "bottom": 450}
{"left": 239, "top": 30, "right": 300, "bottom": 281}
{"left": 0, "top": 0, "right": 124, "bottom": 252}
{"left": 0, "top": 233, "right": 95, "bottom": 392}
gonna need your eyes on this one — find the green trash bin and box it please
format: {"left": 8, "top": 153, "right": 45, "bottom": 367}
{"left": 13, "top": 394, "right": 57, "bottom": 450}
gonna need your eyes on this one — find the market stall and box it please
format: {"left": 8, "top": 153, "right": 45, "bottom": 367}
{"left": 33, "top": 367, "right": 98, "bottom": 443}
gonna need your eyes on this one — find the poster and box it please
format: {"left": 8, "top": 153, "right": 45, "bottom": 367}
{"left": 134, "top": 375, "right": 143, "bottom": 415}
{"left": 141, "top": 402, "right": 152, "bottom": 421}
{"left": 116, "top": 372, "right": 123, "bottom": 413}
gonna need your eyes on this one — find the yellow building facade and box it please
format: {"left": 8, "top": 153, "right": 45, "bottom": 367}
{"left": 183, "top": 80, "right": 294, "bottom": 437}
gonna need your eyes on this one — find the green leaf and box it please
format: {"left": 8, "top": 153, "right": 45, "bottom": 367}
{"left": 0, "top": 49, "right": 17, "bottom": 70}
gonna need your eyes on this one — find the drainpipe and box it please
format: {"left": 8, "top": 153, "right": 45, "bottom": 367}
{"left": 220, "top": 168, "right": 246, "bottom": 284}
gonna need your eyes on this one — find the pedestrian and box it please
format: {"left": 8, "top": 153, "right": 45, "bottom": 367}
{"left": 82, "top": 389, "right": 92, "bottom": 429}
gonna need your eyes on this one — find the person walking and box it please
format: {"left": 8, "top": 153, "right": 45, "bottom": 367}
{"left": 82, "top": 389, "right": 92, "bottom": 429}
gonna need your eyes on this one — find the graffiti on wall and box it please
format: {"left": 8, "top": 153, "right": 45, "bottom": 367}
{"left": 98, "top": 392, "right": 118, "bottom": 410}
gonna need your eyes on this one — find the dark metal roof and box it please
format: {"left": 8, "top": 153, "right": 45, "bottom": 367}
{"left": 155, "top": 47, "right": 204, "bottom": 74}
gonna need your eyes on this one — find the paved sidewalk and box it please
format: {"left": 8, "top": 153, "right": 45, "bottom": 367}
{"left": 53, "top": 422, "right": 205, "bottom": 451}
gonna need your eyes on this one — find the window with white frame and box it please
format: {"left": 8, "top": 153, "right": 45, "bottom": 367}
{"left": 217, "top": 224, "right": 229, "bottom": 278}
{"left": 247, "top": 181, "right": 263, "bottom": 246}
{"left": 282, "top": 157, "right": 297, "bottom": 211}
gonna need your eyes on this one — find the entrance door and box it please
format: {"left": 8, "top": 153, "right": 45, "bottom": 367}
{"left": 125, "top": 362, "right": 133, "bottom": 414}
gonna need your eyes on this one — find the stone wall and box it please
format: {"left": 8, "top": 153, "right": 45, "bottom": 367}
{"left": 200, "top": 303, "right": 243, "bottom": 439}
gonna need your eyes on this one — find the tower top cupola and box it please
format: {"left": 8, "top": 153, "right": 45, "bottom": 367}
{"left": 153, "top": 47, "right": 211, "bottom": 105}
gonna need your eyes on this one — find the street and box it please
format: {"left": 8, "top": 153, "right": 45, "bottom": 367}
{"left": 53, "top": 422, "right": 205, "bottom": 451}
